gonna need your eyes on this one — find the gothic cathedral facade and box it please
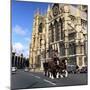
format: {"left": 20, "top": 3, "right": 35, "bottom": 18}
{"left": 29, "top": 3, "right": 87, "bottom": 71}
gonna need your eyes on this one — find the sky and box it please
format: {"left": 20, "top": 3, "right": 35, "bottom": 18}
{"left": 12, "top": 0, "right": 50, "bottom": 58}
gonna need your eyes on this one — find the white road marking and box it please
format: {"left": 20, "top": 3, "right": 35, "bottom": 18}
{"left": 30, "top": 74, "right": 40, "bottom": 79}
{"left": 43, "top": 79, "right": 56, "bottom": 86}
{"left": 30, "top": 74, "right": 34, "bottom": 76}
{"left": 30, "top": 73, "right": 56, "bottom": 86}
{"left": 34, "top": 76, "right": 41, "bottom": 79}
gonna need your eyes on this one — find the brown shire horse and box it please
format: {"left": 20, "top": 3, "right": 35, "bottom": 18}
{"left": 43, "top": 57, "right": 68, "bottom": 79}
{"left": 56, "top": 58, "right": 68, "bottom": 78}
{"left": 43, "top": 62, "right": 49, "bottom": 76}
{"left": 48, "top": 60, "right": 57, "bottom": 79}
{"left": 43, "top": 58, "right": 57, "bottom": 79}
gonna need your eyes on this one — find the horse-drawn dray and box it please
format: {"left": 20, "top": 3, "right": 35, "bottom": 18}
{"left": 43, "top": 57, "right": 68, "bottom": 79}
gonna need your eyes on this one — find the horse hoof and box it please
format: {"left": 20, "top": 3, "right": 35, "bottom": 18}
{"left": 51, "top": 76, "right": 54, "bottom": 79}
{"left": 51, "top": 77, "right": 54, "bottom": 79}
{"left": 56, "top": 75, "right": 59, "bottom": 78}
{"left": 60, "top": 75, "right": 63, "bottom": 78}
{"left": 65, "top": 75, "right": 68, "bottom": 77}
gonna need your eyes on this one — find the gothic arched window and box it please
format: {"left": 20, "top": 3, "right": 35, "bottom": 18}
{"left": 69, "top": 42, "right": 76, "bottom": 55}
{"left": 38, "top": 23, "right": 43, "bottom": 33}
{"left": 49, "top": 23, "right": 54, "bottom": 42}
{"left": 59, "top": 18, "right": 63, "bottom": 40}
{"left": 52, "top": 4, "right": 59, "bottom": 17}
{"left": 59, "top": 42, "right": 65, "bottom": 56}
{"left": 54, "top": 20, "right": 59, "bottom": 41}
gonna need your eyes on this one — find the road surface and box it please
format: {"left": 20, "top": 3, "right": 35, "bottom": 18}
{"left": 11, "top": 69, "right": 87, "bottom": 90}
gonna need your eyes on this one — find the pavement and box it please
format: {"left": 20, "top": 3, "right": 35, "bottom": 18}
{"left": 11, "top": 69, "right": 88, "bottom": 90}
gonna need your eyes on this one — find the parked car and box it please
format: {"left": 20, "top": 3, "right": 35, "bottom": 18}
{"left": 79, "top": 66, "right": 87, "bottom": 73}
{"left": 24, "top": 67, "right": 29, "bottom": 72}
{"left": 67, "top": 64, "right": 77, "bottom": 74}
{"left": 11, "top": 67, "right": 17, "bottom": 73}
